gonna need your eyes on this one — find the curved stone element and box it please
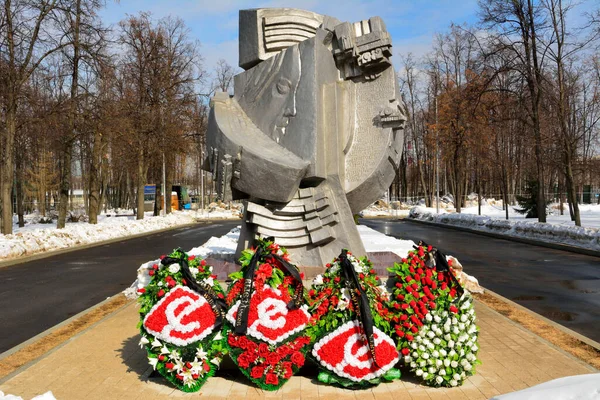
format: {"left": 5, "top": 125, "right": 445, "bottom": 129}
{"left": 239, "top": 8, "right": 325, "bottom": 70}
{"left": 206, "top": 8, "right": 406, "bottom": 267}
{"left": 206, "top": 93, "right": 310, "bottom": 204}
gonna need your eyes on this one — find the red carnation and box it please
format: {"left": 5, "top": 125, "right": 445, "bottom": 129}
{"left": 277, "top": 344, "right": 292, "bottom": 357}
{"left": 176, "top": 374, "right": 183, "bottom": 380}
{"left": 397, "top": 330, "right": 405, "bottom": 338}
{"left": 282, "top": 361, "right": 293, "bottom": 379}
{"left": 438, "top": 273, "right": 444, "bottom": 281}
{"left": 449, "top": 305, "right": 459, "bottom": 314}
{"left": 326, "top": 263, "right": 331, "bottom": 268}
{"left": 165, "top": 362, "right": 175, "bottom": 370}
{"left": 152, "top": 264, "right": 159, "bottom": 270}
{"left": 265, "top": 373, "right": 279, "bottom": 386}
{"left": 157, "top": 289, "right": 165, "bottom": 297}
{"left": 406, "top": 334, "right": 414, "bottom": 341}
{"left": 258, "top": 343, "right": 270, "bottom": 358}
{"left": 258, "top": 263, "right": 273, "bottom": 278}
{"left": 441, "top": 282, "right": 448, "bottom": 290}
{"left": 359, "top": 273, "right": 365, "bottom": 279}
{"left": 188, "top": 255, "right": 195, "bottom": 261}
{"left": 160, "top": 255, "right": 166, "bottom": 260}
{"left": 400, "top": 314, "right": 408, "bottom": 321}
{"left": 429, "top": 301, "right": 436, "bottom": 309}
{"left": 401, "top": 348, "right": 410, "bottom": 356}
{"left": 237, "top": 352, "right": 252, "bottom": 368}
{"left": 137, "top": 288, "right": 146, "bottom": 294}
{"left": 158, "top": 354, "right": 165, "bottom": 361}
{"left": 394, "top": 303, "right": 401, "bottom": 310}
{"left": 148, "top": 270, "right": 154, "bottom": 276}
{"left": 267, "top": 353, "right": 281, "bottom": 366}
{"left": 290, "top": 351, "right": 305, "bottom": 367}
{"left": 237, "top": 336, "right": 249, "bottom": 350}
{"left": 334, "top": 277, "right": 340, "bottom": 284}
{"left": 410, "top": 325, "right": 418, "bottom": 333}
{"left": 228, "top": 334, "right": 238, "bottom": 346}
{"left": 201, "top": 259, "right": 207, "bottom": 266}
{"left": 250, "top": 366, "right": 265, "bottom": 379}
{"left": 204, "top": 362, "right": 210, "bottom": 372}
{"left": 218, "top": 293, "right": 224, "bottom": 299}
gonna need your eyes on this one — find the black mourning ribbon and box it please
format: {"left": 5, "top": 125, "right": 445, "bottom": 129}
{"left": 161, "top": 251, "right": 227, "bottom": 329}
{"left": 415, "top": 241, "right": 464, "bottom": 297}
{"left": 233, "top": 238, "right": 304, "bottom": 335}
{"left": 338, "top": 249, "right": 379, "bottom": 367}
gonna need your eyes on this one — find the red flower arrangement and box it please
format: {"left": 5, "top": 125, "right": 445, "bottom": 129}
{"left": 224, "top": 238, "right": 311, "bottom": 391}
{"left": 306, "top": 251, "right": 401, "bottom": 388}
{"left": 384, "top": 244, "right": 461, "bottom": 351}
{"left": 137, "top": 248, "right": 227, "bottom": 393}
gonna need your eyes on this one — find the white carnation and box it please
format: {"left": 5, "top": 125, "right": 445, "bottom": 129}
{"left": 168, "top": 263, "right": 181, "bottom": 274}
{"left": 416, "top": 369, "right": 423, "bottom": 376}
{"left": 312, "top": 274, "right": 324, "bottom": 285}
{"left": 450, "top": 379, "right": 458, "bottom": 387}
{"left": 436, "top": 376, "right": 444, "bottom": 384}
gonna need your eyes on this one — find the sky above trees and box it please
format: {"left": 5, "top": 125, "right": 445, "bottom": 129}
{"left": 100, "top": 0, "right": 483, "bottom": 71}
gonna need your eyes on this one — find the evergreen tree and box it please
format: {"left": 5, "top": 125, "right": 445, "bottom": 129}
{"left": 516, "top": 180, "right": 539, "bottom": 219}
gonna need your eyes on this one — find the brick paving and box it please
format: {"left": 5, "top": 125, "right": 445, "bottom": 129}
{"left": 1, "top": 299, "right": 596, "bottom": 399}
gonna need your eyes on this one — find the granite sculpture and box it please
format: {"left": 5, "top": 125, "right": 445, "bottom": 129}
{"left": 206, "top": 8, "right": 406, "bottom": 266}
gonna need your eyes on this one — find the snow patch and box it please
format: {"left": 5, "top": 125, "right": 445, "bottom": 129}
{"left": 409, "top": 205, "right": 600, "bottom": 252}
{"left": 0, "top": 210, "right": 240, "bottom": 262}
{"left": 490, "top": 373, "right": 600, "bottom": 400}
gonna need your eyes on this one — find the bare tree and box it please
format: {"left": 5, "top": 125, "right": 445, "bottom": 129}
{"left": 0, "top": 0, "right": 71, "bottom": 234}
{"left": 480, "top": 0, "right": 549, "bottom": 222}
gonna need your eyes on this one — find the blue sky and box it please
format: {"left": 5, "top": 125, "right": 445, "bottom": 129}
{"left": 100, "top": 0, "right": 597, "bottom": 78}
{"left": 100, "top": 0, "right": 480, "bottom": 72}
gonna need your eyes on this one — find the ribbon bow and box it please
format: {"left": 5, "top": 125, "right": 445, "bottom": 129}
{"left": 338, "top": 249, "right": 379, "bottom": 367}
{"left": 161, "top": 250, "right": 228, "bottom": 329}
{"left": 234, "top": 238, "right": 304, "bottom": 335}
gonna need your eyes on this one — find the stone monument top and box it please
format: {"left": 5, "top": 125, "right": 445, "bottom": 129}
{"left": 206, "top": 8, "right": 406, "bottom": 266}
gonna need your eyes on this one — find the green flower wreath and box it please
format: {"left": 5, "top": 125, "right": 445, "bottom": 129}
{"left": 137, "top": 248, "right": 227, "bottom": 392}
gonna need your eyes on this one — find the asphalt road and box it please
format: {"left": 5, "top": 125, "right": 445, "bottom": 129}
{"left": 0, "top": 220, "right": 241, "bottom": 354}
{"left": 360, "top": 218, "right": 600, "bottom": 343}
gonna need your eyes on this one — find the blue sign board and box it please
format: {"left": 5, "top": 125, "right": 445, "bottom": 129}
{"left": 144, "top": 185, "right": 156, "bottom": 195}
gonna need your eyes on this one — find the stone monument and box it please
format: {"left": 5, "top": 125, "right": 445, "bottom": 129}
{"left": 206, "top": 8, "right": 406, "bottom": 266}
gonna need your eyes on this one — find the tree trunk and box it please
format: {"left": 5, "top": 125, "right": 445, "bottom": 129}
{"left": 137, "top": 150, "right": 146, "bottom": 220}
{"left": 166, "top": 155, "right": 173, "bottom": 214}
{"left": 2, "top": 99, "right": 16, "bottom": 234}
{"left": 88, "top": 131, "right": 102, "bottom": 224}
{"left": 58, "top": 0, "right": 81, "bottom": 228}
{"left": 15, "top": 151, "right": 24, "bottom": 227}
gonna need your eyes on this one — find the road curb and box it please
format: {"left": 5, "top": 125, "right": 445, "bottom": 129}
{"left": 480, "top": 288, "right": 600, "bottom": 352}
{"left": 0, "top": 217, "right": 242, "bottom": 269}
{"left": 405, "top": 218, "right": 600, "bottom": 258}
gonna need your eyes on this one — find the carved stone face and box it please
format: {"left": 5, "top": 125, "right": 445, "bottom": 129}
{"left": 235, "top": 46, "right": 301, "bottom": 145}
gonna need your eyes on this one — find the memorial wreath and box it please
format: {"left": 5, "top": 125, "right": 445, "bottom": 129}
{"left": 385, "top": 243, "right": 480, "bottom": 387}
{"left": 137, "top": 249, "right": 228, "bottom": 392}
{"left": 306, "top": 250, "right": 401, "bottom": 388}
{"left": 224, "top": 238, "right": 311, "bottom": 390}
